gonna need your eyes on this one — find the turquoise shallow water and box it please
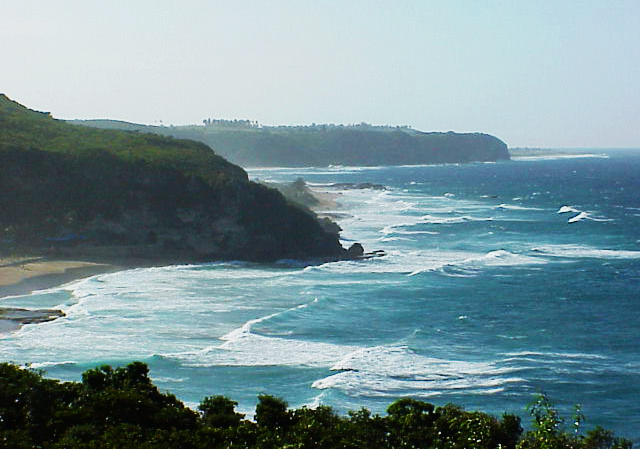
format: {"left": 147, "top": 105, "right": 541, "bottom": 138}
{"left": 1, "top": 150, "right": 639, "bottom": 442}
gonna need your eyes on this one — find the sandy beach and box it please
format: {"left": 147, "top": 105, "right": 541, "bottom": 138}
{"left": 0, "top": 258, "right": 122, "bottom": 333}
{"left": 0, "top": 258, "right": 120, "bottom": 298}
{"left": 0, "top": 185, "right": 345, "bottom": 334}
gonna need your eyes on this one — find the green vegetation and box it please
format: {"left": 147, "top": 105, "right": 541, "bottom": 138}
{"left": 0, "top": 95, "right": 343, "bottom": 260}
{"left": 0, "top": 362, "right": 631, "bottom": 448}
{"left": 0, "top": 95, "right": 246, "bottom": 184}
{"left": 71, "top": 119, "right": 511, "bottom": 168}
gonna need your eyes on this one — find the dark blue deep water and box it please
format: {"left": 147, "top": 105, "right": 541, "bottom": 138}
{"left": 1, "top": 150, "right": 639, "bottom": 442}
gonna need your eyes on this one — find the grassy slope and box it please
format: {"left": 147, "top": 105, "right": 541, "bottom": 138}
{"left": 0, "top": 95, "right": 246, "bottom": 185}
{"left": 72, "top": 119, "right": 511, "bottom": 167}
{"left": 0, "top": 95, "right": 343, "bottom": 260}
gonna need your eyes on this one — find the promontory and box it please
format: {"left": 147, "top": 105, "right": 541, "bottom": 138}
{"left": 70, "top": 119, "right": 510, "bottom": 167}
{"left": 0, "top": 95, "right": 345, "bottom": 263}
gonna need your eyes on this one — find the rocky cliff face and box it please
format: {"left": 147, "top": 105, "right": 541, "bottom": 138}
{"left": 0, "top": 95, "right": 345, "bottom": 262}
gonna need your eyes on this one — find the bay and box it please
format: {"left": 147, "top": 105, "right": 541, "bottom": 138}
{"left": 1, "top": 150, "right": 639, "bottom": 442}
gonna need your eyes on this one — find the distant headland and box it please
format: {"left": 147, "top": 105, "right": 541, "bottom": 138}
{"left": 70, "top": 119, "right": 510, "bottom": 167}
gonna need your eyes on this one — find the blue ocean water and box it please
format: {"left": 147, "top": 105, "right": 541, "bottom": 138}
{"left": 1, "top": 150, "right": 639, "bottom": 442}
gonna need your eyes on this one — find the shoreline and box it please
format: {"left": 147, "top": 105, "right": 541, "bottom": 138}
{"left": 0, "top": 258, "right": 123, "bottom": 299}
{"left": 0, "top": 183, "right": 349, "bottom": 334}
{"left": 0, "top": 258, "right": 125, "bottom": 334}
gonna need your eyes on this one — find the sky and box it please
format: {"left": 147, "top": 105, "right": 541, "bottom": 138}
{"left": 2, "top": 0, "right": 639, "bottom": 148}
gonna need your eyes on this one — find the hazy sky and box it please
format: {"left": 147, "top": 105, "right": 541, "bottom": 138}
{"left": 3, "top": 0, "right": 639, "bottom": 148}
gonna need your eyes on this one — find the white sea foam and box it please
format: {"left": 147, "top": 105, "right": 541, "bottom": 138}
{"left": 311, "top": 371, "right": 521, "bottom": 398}
{"left": 330, "top": 346, "right": 523, "bottom": 378}
{"left": 558, "top": 205, "right": 580, "bottom": 214}
{"left": 420, "top": 214, "right": 493, "bottom": 224}
{"left": 379, "top": 237, "right": 413, "bottom": 242}
{"left": 380, "top": 223, "right": 440, "bottom": 236}
{"left": 460, "top": 250, "right": 547, "bottom": 267}
{"left": 170, "top": 334, "right": 356, "bottom": 368}
{"left": 28, "top": 360, "right": 78, "bottom": 369}
{"left": 152, "top": 376, "right": 186, "bottom": 383}
{"left": 311, "top": 345, "right": 527, "bottom": 397}
{"left": 220, "top": 299, "right": 317, "bottom": 342}
{"left": 567, "top": 211, "right": 613, "bottom": 223}
{"left": 4, "top": 162, "right": 637, "bottom": 432}
{"left": 495, "top": 203, "right": 544, "bottom": 211}
{"left": 407, "top": 249, "right": 547, "bottom": 277}
{"left": 568, "top": 211, "right": 589, "bottom": 223}
{"left": 511, "top": 153, "right": 609, "bottom": 161}
{"left": 531, "top": 244, "right": 640, "bottom": 259}
{"left": 501, "top": 351, "right": 607, "bottom": 360}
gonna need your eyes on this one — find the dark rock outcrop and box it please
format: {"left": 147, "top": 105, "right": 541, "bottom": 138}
{"left": 345, "top": 243, "right": 365, "bottom": 259}
{"left": 0, "top": 95, "right": 346, "bottom": 263}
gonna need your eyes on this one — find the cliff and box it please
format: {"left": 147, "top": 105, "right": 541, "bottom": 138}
{"left": 71, "top": 121, "right": 510, "bottom": 167}
{"left": 0, "top": 95, "right": 345, "bottom": 262}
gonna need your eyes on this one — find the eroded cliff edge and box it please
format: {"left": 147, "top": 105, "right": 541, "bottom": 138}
{"left": 0, "top": 95, "right": 345, "bottom": 262}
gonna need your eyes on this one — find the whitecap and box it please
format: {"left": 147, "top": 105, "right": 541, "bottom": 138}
{"left": 565, "top": 211, "right": 613, "bottom": 224}
{"left": 220, "top": 299, "right": 318, "bottom": 342}
{"left": 379, "top": 237, "right": 413, "bottom": 242}
{"left": 407, "top": 249, "right": 547, "bottom": 277}
{"left": 558, "top": 205, "right": 580, "bottom": 214}
{"left": 420, "top": 214, "right": 493, "bottom": 224}
{"left": 568, "top": 211, "right": 589, "bottom": 223}
{"left": 152, "top": 376, "right": 186, "bottom": 383}
{"left": 531, "top": 245, "right": 640, "bottom": 259}
{"left": 511, "top": 153, "right": 609, "bottom": 161}
{"left": 28, "top": 360, "right": 78, "bottom": 369}
{"left": 380, "top": 221, "right": 423, "bottom": 235}
{"left": 501, "top": 351, "right": 607, "bottom": 360}
{"left": 495, "top": 204, "right": 544, "bottom": 211}
{"left": 311, "top": 345, "right": 527, "bottom": 398}
{"left": 170, "top": 334, "right": 356, "bottom": 368}
{"left": 380, "top": 223, "right": 439, "bottom": 236}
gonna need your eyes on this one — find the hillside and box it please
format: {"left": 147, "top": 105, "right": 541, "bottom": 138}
{"left": 71, "top": 120, "right": 510, "bottom": 167}
{"left": 0, "top": 95, "right": 345, "bottom": 262}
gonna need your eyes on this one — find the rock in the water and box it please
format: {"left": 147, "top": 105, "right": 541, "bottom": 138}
{"left": 345, "top": 243, "right": 365, "bottom": 259}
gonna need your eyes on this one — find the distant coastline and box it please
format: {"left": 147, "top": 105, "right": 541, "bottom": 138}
{"left": 70, "top": 119, "right": 511, "bottom": 167}
{"left": 508, "top": 147, "right": 613, "bottom": 158}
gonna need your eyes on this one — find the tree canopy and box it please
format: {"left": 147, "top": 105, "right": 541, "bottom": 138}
{"left": 0, "top": 361, "right": 632, "bottom": 448}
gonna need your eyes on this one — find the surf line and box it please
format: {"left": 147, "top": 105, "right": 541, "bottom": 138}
{"left": 219, "top": 298, "right": 319, "bottom": 345}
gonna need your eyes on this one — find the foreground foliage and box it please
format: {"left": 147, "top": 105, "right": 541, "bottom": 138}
{"left": 0, "top": 362, "right": 632, "bottom": 448}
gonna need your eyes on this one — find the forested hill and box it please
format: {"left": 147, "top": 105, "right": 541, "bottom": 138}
{"left": 0, "top": 95, "right": 345, "bottom": 261}
{"left": 71, "top": 120, "right": 510, "bottom": 167}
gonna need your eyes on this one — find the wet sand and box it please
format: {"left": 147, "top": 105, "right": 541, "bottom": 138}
{"left": 0, "top": 258, "right": 121, "bottom": 333}
{"left": 0, "top": 258, "right": 120, "bottom": 298}
{"left": 0, "top": 185, "right": 345, "bottom": 333}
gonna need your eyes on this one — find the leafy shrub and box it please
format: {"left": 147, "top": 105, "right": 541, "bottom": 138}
{"left": 0, "top": 362, "right": 632, "bottom": 448}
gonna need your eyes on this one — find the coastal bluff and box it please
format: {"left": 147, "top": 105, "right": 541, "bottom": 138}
{"left": 0, "top": 94, "right": 346, "bottom": 263}
{"left": 71, "top": 120, "right": 510, "bottom": 167}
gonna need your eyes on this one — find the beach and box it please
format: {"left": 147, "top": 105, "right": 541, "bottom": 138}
{"left": 0, "top": 258, "right": 121, "bottom": 332}
{"left": 0, "top": 184, "right": 341, "bottom": 333}
{"left": 0, "top": 258, "right": 121, "bottom": 295}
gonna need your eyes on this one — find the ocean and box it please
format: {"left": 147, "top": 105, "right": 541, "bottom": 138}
{"left": 1, "top": 150, "right": 639, "bottom": 442}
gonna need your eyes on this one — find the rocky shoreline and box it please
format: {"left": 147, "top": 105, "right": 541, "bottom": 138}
{"left": 0, "top": 258, "right": 125, "bottom": 334}
{"left": 0, "top": 307, "right": 66, "bottom": 333}
{"left": 0, "top": 181, "right": 383, "bottom": 334}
